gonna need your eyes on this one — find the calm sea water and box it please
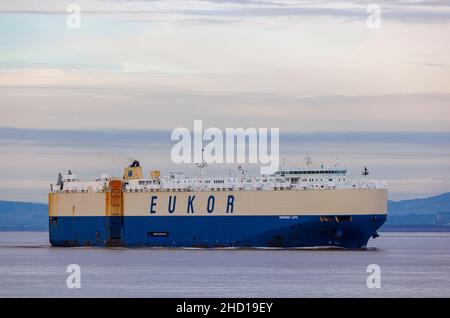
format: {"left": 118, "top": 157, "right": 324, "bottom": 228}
{"left": 0, "top": 231, "right": 449, "bottom": 297}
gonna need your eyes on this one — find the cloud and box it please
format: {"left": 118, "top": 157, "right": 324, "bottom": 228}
{"left": 1, "top": 84, "right": 450, "bottom": 131}
{"left": 413, "top": 62, "right": 450, "bottom": 69}
{"left": 0, "top": 0, "right": 449, "bottom": 202}
{"left": 2, "top": 127, "right": 450, "bottom": 147}
{"left": 1, "top": 127, "right": 450, "bottom": 202}
{"left": 0, "top": 0, "right": 449, "bottom": 23}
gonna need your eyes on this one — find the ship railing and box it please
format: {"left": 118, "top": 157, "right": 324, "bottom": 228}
{"left": 51, "top": 182, "right": 386, "bottom": 193}
{"left": 49, "top": 188, "right": 108, "bottom": 193}
{"left": 120, "top": 181, "right": 386, "bottom": 192}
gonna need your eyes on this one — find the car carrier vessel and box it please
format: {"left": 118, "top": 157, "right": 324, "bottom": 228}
{"left": 48, "top": 159, "right": 387, "bottom": 248}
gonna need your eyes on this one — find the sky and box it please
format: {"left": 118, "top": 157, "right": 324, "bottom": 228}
{"left": 0, "top": 0, "right": 450, "bottom": 202}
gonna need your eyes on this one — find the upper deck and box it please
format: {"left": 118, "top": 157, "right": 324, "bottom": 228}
{"left": 49, "top": 160, "right": 386, "bottom": 194}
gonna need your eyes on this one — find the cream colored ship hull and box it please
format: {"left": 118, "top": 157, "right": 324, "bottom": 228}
{"left": 49, "top": 188, "right": 387, "bottom": 217}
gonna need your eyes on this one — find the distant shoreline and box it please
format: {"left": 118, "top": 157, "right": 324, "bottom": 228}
{"left": 381, "top": 226, "right": 450, "bottom": 232}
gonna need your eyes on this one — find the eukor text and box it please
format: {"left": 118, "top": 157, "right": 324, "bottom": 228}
{"left": 150, "top": 194, "right": 235, "bottom": 214}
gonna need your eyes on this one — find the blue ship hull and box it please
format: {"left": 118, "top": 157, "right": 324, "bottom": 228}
{"left": 49, "top": 214, "right": 387, "bottom": 249}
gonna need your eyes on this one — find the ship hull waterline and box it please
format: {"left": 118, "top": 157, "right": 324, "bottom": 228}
{"left": 49, "top": 214, "right": 387, "bottom": 249}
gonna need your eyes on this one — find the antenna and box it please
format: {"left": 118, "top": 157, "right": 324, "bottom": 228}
{"left": 305, "top": 156, "right": 312, "bottom": 166}
{"left": 196, "top": 148, "right": 208, "bottom": 176}
{"left": 282, "top": 158, "right": 287, "bottom": 170}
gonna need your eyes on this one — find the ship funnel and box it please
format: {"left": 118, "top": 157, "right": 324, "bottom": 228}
{"left": 123, "top": 160, "right": 143, "bottom": 180}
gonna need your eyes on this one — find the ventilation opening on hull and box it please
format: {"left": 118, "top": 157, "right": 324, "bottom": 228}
{"left": 335, "top": 216, "right": 352, "bottom": 223}
{"left": 320, "top": 216, "right": 335, "bottom": 223}
{"left": 147, "top": 232, "right": 169, "bottom": 237}
{"left": 319, "top": 216, "right": 353, "bottom": 223}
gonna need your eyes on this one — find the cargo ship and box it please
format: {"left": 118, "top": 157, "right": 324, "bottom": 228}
{"left": 48, "top": 159, "right": 387, "bottom": 248}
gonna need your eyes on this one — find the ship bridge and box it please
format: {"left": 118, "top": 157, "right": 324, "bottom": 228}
{"left": 275, "top": 165, "right": 347, "bottom": 186}
{"left": 275, "top": 168, "right": 347, "bottom": 176}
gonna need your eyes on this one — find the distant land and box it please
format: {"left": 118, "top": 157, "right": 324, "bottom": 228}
{"left": 0, "top": 193, "right": 450, "bottom": 231}
{"left": 385, "top": 192, "right": 450, "bottom": 231}
{"left": 0, "top": 201, "right": 48, "bottom": 231}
